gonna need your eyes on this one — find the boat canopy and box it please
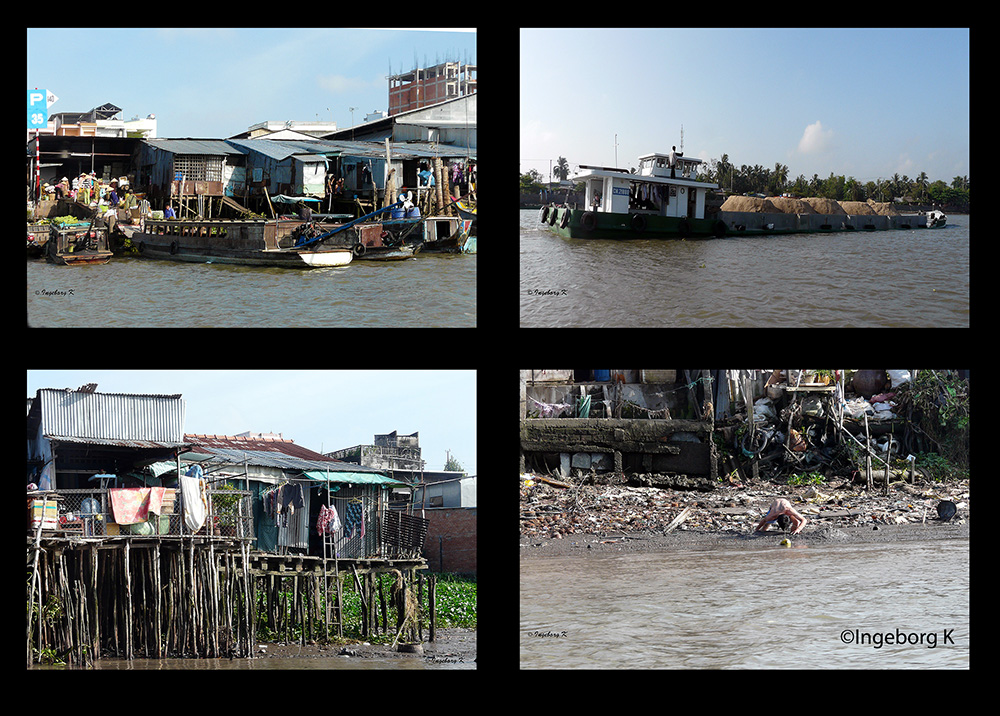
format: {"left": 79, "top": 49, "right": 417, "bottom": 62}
{"left": 572, "top": 153, "right": 718, "bottom": 219}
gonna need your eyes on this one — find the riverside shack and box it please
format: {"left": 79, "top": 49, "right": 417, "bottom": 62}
{"left": 27, "top": 384, "right": 431, "bottom": 667}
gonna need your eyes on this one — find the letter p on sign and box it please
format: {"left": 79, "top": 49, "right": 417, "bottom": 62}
{"left": 27, "top": 89, "right": 48, "bottom": 129}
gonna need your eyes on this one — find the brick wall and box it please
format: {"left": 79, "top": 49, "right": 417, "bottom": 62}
{"left": 422, "top": 507, "right": 476, "bottom": 574}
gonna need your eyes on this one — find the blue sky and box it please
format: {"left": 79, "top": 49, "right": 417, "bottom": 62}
{"left": 521, "top": 28, "right": 969, "bottom": 186}
{"left": 27, "top": 28, "right": 476, "bottom": 138}
{"left": 27, "top": 370, "right": 476, "bottom": 474}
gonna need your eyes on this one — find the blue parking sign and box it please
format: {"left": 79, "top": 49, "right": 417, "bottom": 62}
{"left": 28, "top": 89, "right": 48, "bottom": 129}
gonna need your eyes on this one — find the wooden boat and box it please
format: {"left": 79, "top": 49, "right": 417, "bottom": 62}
{"left": 290, "top": 219, "right": 418, "bottom": 261}
{"left": 120, "top": 219, "right": 352, "bottom": 268}
{"left": 46, "top": 220, "right": 112, "bottom": 265}
{"left": 455, "top": 198, "right": 477, "bottom": 223}
{"left": 418, "top": 216, "right": 476, "bottom": 254}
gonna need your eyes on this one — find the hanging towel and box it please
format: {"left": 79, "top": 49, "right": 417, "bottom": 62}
{"left": 109, "top": 488, "right": 152, "bottom": 525}
{"left": 180, "top": 475, "right": 207, "bottom": 532}
{"left": 148, "top": 486, "right": 167, "bottom": 515}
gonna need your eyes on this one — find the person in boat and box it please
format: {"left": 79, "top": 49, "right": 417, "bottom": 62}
{"left": 755, "top": 498, "right": 807, "bottom": 534}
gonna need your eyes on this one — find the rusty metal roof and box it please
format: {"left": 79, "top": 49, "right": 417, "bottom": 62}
{"left": 184, "top": 434, "right": 384, "bottom": 473}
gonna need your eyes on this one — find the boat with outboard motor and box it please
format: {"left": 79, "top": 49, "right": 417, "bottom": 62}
{"left": 541, "top": 151, "right": 947, "bottom": 239}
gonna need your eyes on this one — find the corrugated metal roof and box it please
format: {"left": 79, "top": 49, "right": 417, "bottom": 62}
{"left": 37, "top": 388, "right": 185, "bottom": 442}
{"left": 226, "top": 138, "right": 314, "bottom": 161}
{"left": 184, "top": 434, "right": 385, "bottom": 474}
{"left": 226, "top": 137, "right": 469, "bottom": 161}
{"left": 45, "top": 435, "right": 190, "bottom": 449}
{"left": 142, "top": 138, "right": 247, "bottom": 156}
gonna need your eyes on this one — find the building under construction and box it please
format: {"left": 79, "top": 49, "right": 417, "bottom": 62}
{"left": 388, "top": 60, "right": 477, "bottom": 115}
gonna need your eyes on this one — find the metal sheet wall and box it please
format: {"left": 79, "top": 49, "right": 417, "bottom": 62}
{"left": 38, "top": 389, "right": 185, "bottom": 442}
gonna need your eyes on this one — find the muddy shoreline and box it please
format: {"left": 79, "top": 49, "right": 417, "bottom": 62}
{"left": 255, "top": 627, "right": 476, "bottom": 665}
{"left": 520, "top": 521, "right": 969, "bottom": 558}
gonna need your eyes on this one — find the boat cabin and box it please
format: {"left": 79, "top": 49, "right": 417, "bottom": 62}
{"left": 575, "top": 152, "right": 718, "bottom": 220}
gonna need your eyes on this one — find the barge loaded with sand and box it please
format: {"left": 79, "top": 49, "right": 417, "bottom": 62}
{"left": 540, "top": 151, "right": 946, "bottom": 239}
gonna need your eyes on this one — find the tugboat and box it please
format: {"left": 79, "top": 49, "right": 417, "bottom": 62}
{"left": 540, "top": 152, "right": 722, "bottom": 239}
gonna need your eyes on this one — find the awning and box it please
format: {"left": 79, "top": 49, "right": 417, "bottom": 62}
{"left": 303, "top": 470, "right": 410, "bottom": 487}
{"left": 269, "top": 194, "right": 321, "bottom": 203}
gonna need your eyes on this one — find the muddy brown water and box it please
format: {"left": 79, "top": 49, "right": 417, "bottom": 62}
{"left": 520, "top": 210, "right": 969, "bottom": 327}
{"left": 520, "top": 539, "right": 968, "bottom": 668}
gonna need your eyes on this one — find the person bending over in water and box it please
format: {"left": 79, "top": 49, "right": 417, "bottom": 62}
{"left": 756, "top": 498, "right": 807, "bottom": 534}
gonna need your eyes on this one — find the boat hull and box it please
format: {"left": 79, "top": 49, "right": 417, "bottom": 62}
{"left": 122, "top": 224, "right": 352, "bottom": 268}
{"left": 543, "top": 206, "right": 722, "bottom": 239}
{"left": 542, "top": 205, "right": 945, "bottom": 239}
{"left": 48, "top": 251, "right": 113, "bottom": 266}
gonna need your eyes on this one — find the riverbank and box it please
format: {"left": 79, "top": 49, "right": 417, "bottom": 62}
{"left": 256, "top": 627, "right": 476, "bottom": 665}
{"left": 520, "top": 475, "right": 969, "bottom": 558}
{"left": 520, "top": 521, "right": 969, "bottom": 558}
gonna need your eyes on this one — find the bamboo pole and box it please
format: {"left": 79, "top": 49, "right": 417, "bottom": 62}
{"left": 26, "top": 495, "right": 48, "bottom": 667}
{"left": 154, "top": 543, "right": 162, "bottom": 658}
{"left": 124, "top": 541, "right": 133, "bottom": 660}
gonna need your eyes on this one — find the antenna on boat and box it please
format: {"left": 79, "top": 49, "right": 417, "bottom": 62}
{"left": 614, "top": 133, "right": 618, "bottom": 168}
{"left": 680, "top": 124, "right": 684, "bottom": 153}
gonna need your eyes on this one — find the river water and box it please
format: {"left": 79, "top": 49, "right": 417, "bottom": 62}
{"left": 520, "top": 210, "right": 969, "bottom": 327}
{"left": 28, "top": 252, "right": 476, "bottom": 328}
{"left": 520, "top": 540, "right": 969, "bottom": 669}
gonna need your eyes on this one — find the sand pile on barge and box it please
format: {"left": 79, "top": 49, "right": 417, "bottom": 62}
{"left": 839, "top": 201, "right": 876, "bottom": 215}
{"left": 801, "top": 197, "right": 846, "bottom": 214}
{"left": 722, "top": 196, "right": 902, "bottom": 217}
{"left": 720, "top": 196, "right": 779, "bottom": 212}
{"left": 765, "top": 197, "right": 817, "bottom": 214}
{"left": 866, "top": 199, "right": 900, "bottom": 216}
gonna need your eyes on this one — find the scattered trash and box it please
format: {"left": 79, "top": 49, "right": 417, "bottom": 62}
{"left": 520, "top": 370, "right": 969, "bottom": 542}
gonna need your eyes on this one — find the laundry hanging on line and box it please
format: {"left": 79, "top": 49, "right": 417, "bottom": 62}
{"left": 316, "top": 503, "right": 342, "bottom": 535}
{"left": 343, "top": 500, "right": 365, "bottom": 540}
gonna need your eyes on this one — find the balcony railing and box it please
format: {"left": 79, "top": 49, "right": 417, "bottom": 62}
{"left": 27, "top": 488, "right": 253, "bottom": 541}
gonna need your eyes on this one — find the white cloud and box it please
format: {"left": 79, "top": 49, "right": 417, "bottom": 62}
{"left": 317, "top": 74, "right": 372, "bottom": 94}
{"left": 522, "top": 119, "right": 556, "bottom": 146}
{"left": 798, "top": 120, "right": 834, "bottom": 154}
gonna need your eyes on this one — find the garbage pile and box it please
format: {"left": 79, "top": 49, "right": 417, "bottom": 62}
{"left": 520, "top": 370, "right": 970, "bottom": 541}
{"left": 519, "top": 473, "right": 969, "bottom": 540}
{"left": 722, "top": 369, "right": 967, "bottom": 484}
